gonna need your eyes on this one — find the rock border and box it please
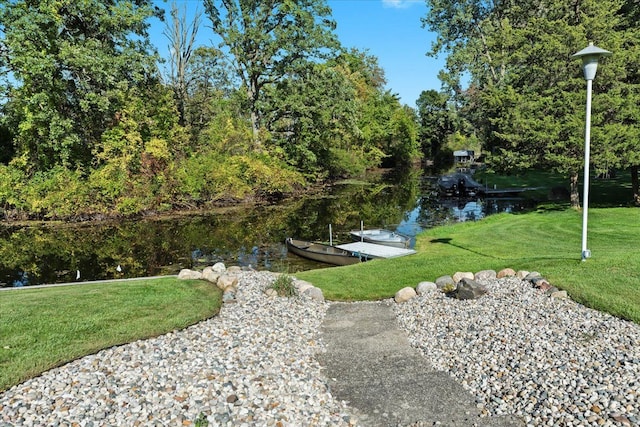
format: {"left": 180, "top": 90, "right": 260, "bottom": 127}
{"left": 394, "top": 268, "right": 568, "bottom": 303}
{"left": 177, "top": 264, "right": 325, "bottom": 303}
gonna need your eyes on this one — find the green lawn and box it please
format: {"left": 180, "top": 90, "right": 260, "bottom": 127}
{"left": 2, "top": 205, "right": 639, "bottom": 394}
{"left": 296, "top": 207, "right": 640, "bottom": 323}
{"left": 0, "top": 278, "right": 222, "bottom": 392}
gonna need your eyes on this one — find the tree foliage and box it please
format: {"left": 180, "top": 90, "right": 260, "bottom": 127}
{"left": 203, "top": 0, "right": 339, "bottom": 147}
{"left": 0, "top": 0, "right": 161, "bottom": 173}
{"left": 423, "top": 0, "right": 640, "bottom": 206}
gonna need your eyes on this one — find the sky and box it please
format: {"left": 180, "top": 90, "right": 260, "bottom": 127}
{"left": 150, "top": 0, "right": 444, "bottom": 107}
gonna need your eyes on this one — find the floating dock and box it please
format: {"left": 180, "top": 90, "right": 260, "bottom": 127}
{"left": 335, "top": 242, "right": 416, "bottom": 259}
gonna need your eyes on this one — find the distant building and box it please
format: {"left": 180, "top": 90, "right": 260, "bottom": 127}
{"left": 453, "top": 150, "right": 475, "bottom": 163}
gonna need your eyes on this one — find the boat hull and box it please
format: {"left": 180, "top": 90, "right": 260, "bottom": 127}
{"left": 349, "top": 229, "right": 411, "bottom": 249}
{"left": 285, "top": 238, "right": 365, "bottom": 266}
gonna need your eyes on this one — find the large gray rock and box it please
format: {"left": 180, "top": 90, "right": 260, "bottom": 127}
{"left": 303, "top": 286, "right": 324, "bottom": 302}
{"left": 455, "top": 277, "right": 488, "bottom": 300}
{"left": 416, "top": 281, "right": 438, "bottom": 295}
{"left": 294, "top": 279, "right": 314, "bottom": 294}
{"left": 435, "top": 275, "right": 455, "bottom": 289}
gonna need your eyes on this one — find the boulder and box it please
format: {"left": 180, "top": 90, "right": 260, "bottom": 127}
{"left": 227, "top": 266, "right": 243, "bottom": 274}
{"left": 496, "top": 268, "right": 516, "bottom": 278}
{"left": 524, "top": 271, "right": 543, "bottom": 282}
{"left": 435, "top": 275, "right": 455, "bottom": 289}
{"left": 211, "top": 262, "right": 226, "bottom": 273}
{"left": 453, "top": 271, "right": 474, "bottom": 283}
{"left": 516, "top": 270, "right": 530, "bottom": 280}
{"left": 550, "top": 290, "right": 568, "bottom": 300}
{"left": 293, "top": 279, "right": 314, "bottom": 293}
{"left": 454, "top": 278, "right": 488, "bottom": 300}
{"left": 416, "top": 281, "right": 437, "bottom": 295}
{"left": 264, "top": 288, "right": 278, "bottom": 298}
{"left": 303, "top": 286, "right": 325, "bottom": 302}
{"left": 394, "top": 287, "right": 417, "bottom": 303}
{"left": 222, "top": 289, "right": 236, "bottom": 303}
{"left": 178, "top": 269, "right": 203, "bottom": 280}
{"left": 474, "top": 270, "right": 496, "bottom": 281}
{"left": 217, "top": 274, "right": 238, "bottom": 291}
{"left": 202, "top": 267, "right": 220, "bottom": 284}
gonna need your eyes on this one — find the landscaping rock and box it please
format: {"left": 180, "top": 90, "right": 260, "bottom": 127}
{"left": 394, "top": 287, "right": 417, "bottom": 303}
{"left": 211, "top": 262, "right": 226, "bottom": 273}
{"left": 217, "top": 274, "right": 239, "bottom": 291}
{"left": 516, "top": 270, "right": 530, "bottom": 279}
{"left": 293, "top": 279, "right": 314, "bottom": 293}
{"left": 454, "top": 277, "right": 488, "bottom": 300}
{"left": 177, "top": 269, "right": 203, "bottom": 280}
{"left": 435, "top": 275, "right": 455, "bottom": 289}
{"left": 550, "top": 290, "right": 568, "bottom": 299}
{"left": 416, "top": 281, "right": 437, "bottom": 295}
{"left": 496, "top": 268, "right": 516, "bottom": 278}
{"left": 303, "top": 286, "right": 324, "bottom": 302}
{"left": 453, "top": 271, "right": 474, "bottom": 283}
{"left": 524, "top": 271, "right": 543, "bottom": 281}
{"left": 474, "top": 270, "right": 497, "bottom": 281}
{"left": 202, "top": 267, "right": 220, "bottom": 284}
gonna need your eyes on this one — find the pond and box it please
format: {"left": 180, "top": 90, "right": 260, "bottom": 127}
{"left": 0, "top": 168, "right": 534, "bottom": 287}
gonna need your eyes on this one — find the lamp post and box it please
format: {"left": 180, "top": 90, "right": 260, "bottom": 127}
{"left": 571, "top": 42, "right": 612, "bottom": 261}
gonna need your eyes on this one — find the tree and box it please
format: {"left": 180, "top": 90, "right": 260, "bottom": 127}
{"left": 203, "top": 0, "right": 339, "bottom": 148}
{"left": 163, "top": 1, "right": 202, "bottom": 127}
{"left": 422, "top": 0, "right": 636, "bottom": 207}
{"left": 416, "top": 89, "right": 457, "bottom": 161}
{"left": 0, "top": 0, "right": 160, "bottom": 172}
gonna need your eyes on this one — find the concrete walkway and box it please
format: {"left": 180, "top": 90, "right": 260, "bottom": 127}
{"left": 318, "top": 300, "right": 524, "bottom": 427}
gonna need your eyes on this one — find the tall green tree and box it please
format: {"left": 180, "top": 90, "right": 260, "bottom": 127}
{"left": 0, "top": 0, "right": 160, "bottom": 172}
{"left": 416, "top": 89, "right": 457, "bottom": 161}
{"left": 203, "top": 0, "right": 339, "bottom": 148}
{"left": 423, "top": 0, "right": 637, "bottom": 207}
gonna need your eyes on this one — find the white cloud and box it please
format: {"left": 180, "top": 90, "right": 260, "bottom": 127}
{"left": 382, "top": 0, "right": 421, "bottom": 9}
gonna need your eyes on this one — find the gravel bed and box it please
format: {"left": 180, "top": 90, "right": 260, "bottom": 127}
{"left": 395, "top": 276, "right": 640, "bottom": 427}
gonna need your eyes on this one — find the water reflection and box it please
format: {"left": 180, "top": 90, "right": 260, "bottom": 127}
{"left": 0, "top": 169, "right": 532, "bottom": 287}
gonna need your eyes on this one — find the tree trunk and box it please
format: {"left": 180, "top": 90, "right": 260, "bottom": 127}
{"left": 570, "top": 172, "right": 580, "bottom": 209}
{"left": 632, "top": 165, "right": 640, "bottom": 206}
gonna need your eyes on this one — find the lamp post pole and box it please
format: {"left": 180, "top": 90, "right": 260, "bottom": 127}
{"left": 571, "top": 42, "right": 611, "bottom": 261}
{"left": 581, "top": 77, "right": 593, "bottom": 261}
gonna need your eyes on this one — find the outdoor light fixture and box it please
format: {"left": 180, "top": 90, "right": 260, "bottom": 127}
{"left": 571, "top": 42, "right": 612, "bottom": 261}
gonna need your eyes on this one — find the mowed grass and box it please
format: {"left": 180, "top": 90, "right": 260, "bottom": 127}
{"left": 0, "top": 278, "right": 222, "bottom": 392}
{"left": 297, "top": 207, "right": 640, "bottom": 323}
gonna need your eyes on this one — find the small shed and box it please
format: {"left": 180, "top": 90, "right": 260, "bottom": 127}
{"left": 453, "top": 150, "right": 475, "bottom": 163}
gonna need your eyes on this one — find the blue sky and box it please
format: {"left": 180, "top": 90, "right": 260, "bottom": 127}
{"left": 151, "top": 0, "right": 444, "bottom": 107}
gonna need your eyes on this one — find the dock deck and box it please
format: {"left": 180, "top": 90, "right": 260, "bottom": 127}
{"left": 336, "top": 242, "right": 416, "bottom": 259}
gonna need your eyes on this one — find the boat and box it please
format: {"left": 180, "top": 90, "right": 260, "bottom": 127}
{"left": 349, "top": 228, "right": 411, "bottom": 249}
{"left": 285, "top": 238, "right": 376, "bottom": 266}
{"left": 437, "top": 172, "right": 485, "bottom": 197}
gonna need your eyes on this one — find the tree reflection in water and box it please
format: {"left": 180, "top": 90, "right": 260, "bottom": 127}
{"left": 0, "top": 168, "right": 531, "bottom": 287}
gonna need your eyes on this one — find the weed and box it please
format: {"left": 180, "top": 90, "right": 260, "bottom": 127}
{"left": 270, "top": 274, "right": 297, "bottom": 297}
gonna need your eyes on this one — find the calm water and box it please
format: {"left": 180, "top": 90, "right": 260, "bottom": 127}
{"left": 0, "top": 169, "right": 532, "bottom": 287}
